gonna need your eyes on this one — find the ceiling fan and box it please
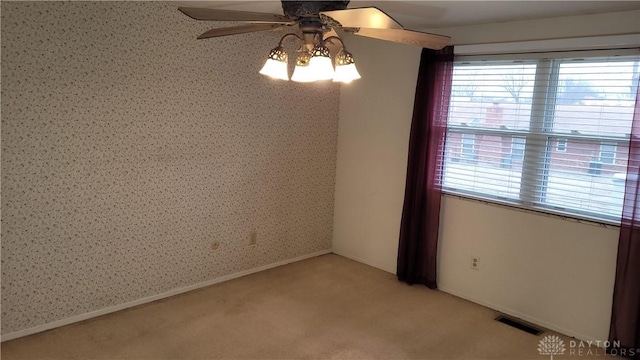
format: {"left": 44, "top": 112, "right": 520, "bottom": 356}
{"left": 178, "top": 1, "right": 451, "bottom": 83}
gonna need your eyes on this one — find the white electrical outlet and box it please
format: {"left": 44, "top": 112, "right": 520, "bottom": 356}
{"left": 249, "top": 231, "right": 257, "bottom": 245}
{"left": 471, "top": 256, "right": 480, "bottom": 270}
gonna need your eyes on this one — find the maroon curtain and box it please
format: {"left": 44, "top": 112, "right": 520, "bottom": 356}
{"left": 609, "top": 80, "right": 640, "bottom": 359}
{"left": 397, "top": 47, "right": 454, "bottom": 289}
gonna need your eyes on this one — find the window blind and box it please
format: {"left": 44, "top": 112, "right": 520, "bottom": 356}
{"left": 442, "top": 51, "right": 640, "bottom": 223}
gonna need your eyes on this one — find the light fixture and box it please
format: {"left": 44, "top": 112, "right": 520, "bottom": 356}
{"left": 291, "top": 50, "right": 316, "bottom": 82}
{"left": 259, "top": 33, "right": 360, "bottom": 83}
{"left": 258, "top": 46, "right": 289, "bottom": 80}
{"left": 308, "top": 44, "right": 334, "bottom": 81}
{"left": 333, "top": 48, "right": 361, "bottom": 83}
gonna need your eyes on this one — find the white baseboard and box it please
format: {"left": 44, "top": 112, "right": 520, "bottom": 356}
{"left": 438, "top": 285, "right": 601, "bottom": 343}
{"left": 1, "top": 249, "right": 332, "bottom": 342}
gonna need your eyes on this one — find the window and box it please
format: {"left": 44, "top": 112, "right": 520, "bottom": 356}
{"left": 556, "top": 138, "right": 567, "bottom": 152}
{"left": 443, "top": 52, "right": 638, "bottom": 223}
{"left": 511, "top": 137, "right": 525, "bottom": 161}
{"left": 599, "top": 142, "right": 617, "bottom": 164}
{"left": 461, "top": 133, "right": 476, "bottom": 159}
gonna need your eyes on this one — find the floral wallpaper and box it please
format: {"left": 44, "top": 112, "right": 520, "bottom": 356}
{"left": 1, "top": 1, "right": 339, "bottom": 335}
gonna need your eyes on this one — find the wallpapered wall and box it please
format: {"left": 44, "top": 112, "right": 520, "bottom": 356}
{"left": 1, "top": 1, "right": 339, "bottom": 335}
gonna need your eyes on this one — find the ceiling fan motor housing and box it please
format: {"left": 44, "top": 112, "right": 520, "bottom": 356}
{"left": 281, "top": 1, "right": 350, "bottom": 18}
{"left": 282, "top": 1, "right": 349, "bottom": 45}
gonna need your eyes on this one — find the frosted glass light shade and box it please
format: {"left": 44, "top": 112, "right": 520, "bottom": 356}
{"left": 291, "top": 64, "right": 317, "bottom": 82}
{"left": 259, "top": 58, "right": 289, "bottom": 80}
{"left": 333, "top": 49, "right": 361, "bottom": 83}
{"left": 259, "top": 46, "right": 289, "bottom": 80}
{"left": 308, "top": 56, "right": 334, "bottom": 81}
{"left": 333, "top": 63, "right": 361, "bottom": 83}
{"left": 309, "top": 45, "right": 334, "bottom": 81}
{"left": 291, "top": 50, "right": 316, "bottom": 82}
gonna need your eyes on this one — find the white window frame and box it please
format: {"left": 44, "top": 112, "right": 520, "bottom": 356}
{"left": 443, "top": 50, "right": 637, "bottom": 224}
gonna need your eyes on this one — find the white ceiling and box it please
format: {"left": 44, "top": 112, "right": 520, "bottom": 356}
{"left": 173, "top": 1, "right": 640, "bottom": 30}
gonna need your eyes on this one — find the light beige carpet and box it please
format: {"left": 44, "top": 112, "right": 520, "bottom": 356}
{"left": 1, "top": 254, "right": 611, "bottom": 359}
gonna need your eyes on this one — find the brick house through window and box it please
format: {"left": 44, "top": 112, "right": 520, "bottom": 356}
{"left": 447, "top": 102, "right": 630, "bottom": 176}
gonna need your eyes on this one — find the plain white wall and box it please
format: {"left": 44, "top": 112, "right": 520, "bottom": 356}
{"left": 438, "top": 197, "right": 619, "bottom": 341}
{"left": 332, "top": 36, "right": 421, "bottom": 273}
{"left": 332, "top": 11, "right": 638, "bottom": 342}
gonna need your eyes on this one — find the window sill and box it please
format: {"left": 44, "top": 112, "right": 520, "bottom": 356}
{"left": 441, "top": 190, "right": 621, "bottom": 229}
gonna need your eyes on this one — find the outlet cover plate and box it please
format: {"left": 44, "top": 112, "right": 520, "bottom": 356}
{"left": 471, "top": 256, "right": 480, "bottom": 270}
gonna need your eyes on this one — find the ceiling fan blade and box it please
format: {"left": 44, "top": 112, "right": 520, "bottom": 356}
{"left": 320, "top": 7, "right": 403, "bottom": 30}
{"left": 349, "top": 28, "right": 450, "bottom": 50}
{"left": 197, "top": 24, "right": 286, "bottom": 40}
{"left": 179, "top": 7, "right": 294, "bottom": 24}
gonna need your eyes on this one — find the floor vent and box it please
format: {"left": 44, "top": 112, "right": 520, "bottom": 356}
{"left": 495, "top": 315, "right": 544, "bottom": 336}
